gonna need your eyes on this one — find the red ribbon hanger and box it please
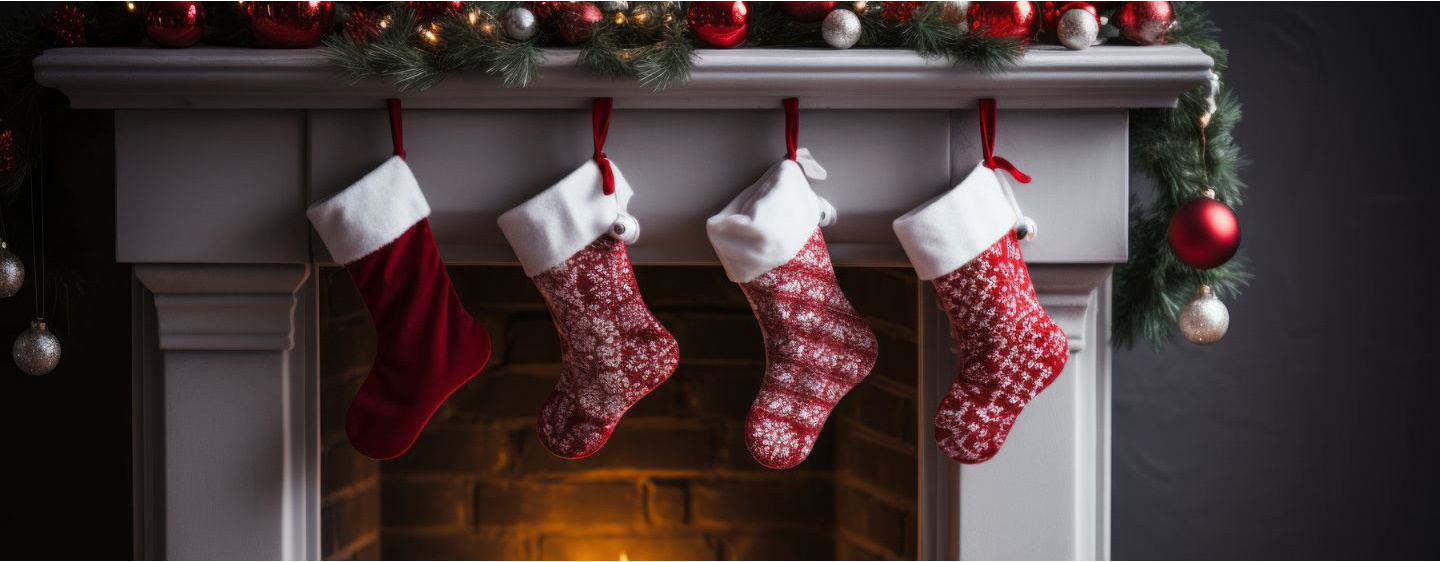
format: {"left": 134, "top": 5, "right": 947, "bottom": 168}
{"left": 978, "top": 98, "right": 1031, "bottom": 184}
{"left": 593, "top": 98, "right": 616, "bottom": 195}
{"left": 387, "top": 98, "right": 406, "bottom": 160}
{"left": 783, "top": 97, "right": 800, "bottom": 161}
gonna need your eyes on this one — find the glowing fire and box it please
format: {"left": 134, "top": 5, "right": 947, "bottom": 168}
{"left": 618, "top": 552, "right": 629, "bottom": 562}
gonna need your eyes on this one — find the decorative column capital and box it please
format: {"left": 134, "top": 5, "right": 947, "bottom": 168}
{"left": 136, "top": 264, "right": 311, "bottom": 351}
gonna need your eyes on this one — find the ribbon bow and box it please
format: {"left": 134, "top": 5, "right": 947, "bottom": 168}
{"left": 593, "top": 97, "right": 616, "bottom": 195}
{"left": 978, "top": 98, "right": 1031, "bottom": 184}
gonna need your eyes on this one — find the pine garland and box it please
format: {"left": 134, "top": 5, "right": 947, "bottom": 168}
{"left": 1114, "top": 1, "right": 1250, "bottom": 346}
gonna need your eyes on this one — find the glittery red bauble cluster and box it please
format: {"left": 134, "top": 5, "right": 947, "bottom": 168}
{"left": 967, "top": 1, "right": 1039, "bottom": 41}
{"left": 46, "top": 4, "right": 88, "bottom": 47}
{"left": 880, "top": 1, "right": 924, "bottom": 23}
{"left": 1113, "top": 1, "right": 1174, "bottom": 45}
{"left": 780, "top": 1, "right": 836, "bottom": 22}
{"left": 557, "top": 2, "right": 603, "bottom": 44}
{"left": 246, "top": 2, "right": 334, "bottom": 48}
{"left": 145, "top": 1, "right": 205, "bottom": 48}
{"left": 344, "top": 5, "right": 387, "bottom": 44}
{"left": 689, "top": 1, "right": 749, "bottom": 49}
{"left": 1168, "top": 197, "right": 1240, "bottom": 269}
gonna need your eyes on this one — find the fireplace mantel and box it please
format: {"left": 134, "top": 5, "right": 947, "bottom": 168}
{"left": 36, "top": 46, "right": 1210, "bottom": 561}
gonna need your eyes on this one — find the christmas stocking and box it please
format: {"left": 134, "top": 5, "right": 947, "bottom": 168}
{"left": 307, "top": 154, "right": 492, "bottom": 460}
{"left": 707, "top": 107, "right": 878, "bottom": 469}
{"left": 498, "top": 105, "right": 678, "bottom": 459}
{"left": 893, "top": 162, "right": 1068, "bottom": 464}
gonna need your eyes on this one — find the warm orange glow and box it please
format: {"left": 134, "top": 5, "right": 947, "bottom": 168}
{"left": 467, "top": 10, "right": 481, "bottom": 26}
{"left": 613, "top": 11, "right": 627, "bottom": 25}
{"left": 125, "top": 1, "right": 136, "bottom": 12}
{"left": 618, "top": 552, "right": 629, "bottom": 562}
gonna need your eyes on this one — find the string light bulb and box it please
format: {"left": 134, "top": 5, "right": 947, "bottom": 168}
{"left": 126, "top": 1, "right": 136, "bottom": 12}
{"left": 614, "top": 11, "right": 627, "bottom": 25}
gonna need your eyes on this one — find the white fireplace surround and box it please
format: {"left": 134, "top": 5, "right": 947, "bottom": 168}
{"left": 34, "top": 45, "right": 1210, "bottom": 561}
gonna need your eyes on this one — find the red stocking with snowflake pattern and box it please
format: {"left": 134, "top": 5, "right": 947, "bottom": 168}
{"left": 707, "top": 99, "right": 878, "bottom": 469}
{"left": 306, "top": 101, "right": 492, "bottom": 459}
{"left": 894, "top": 159, "right": 1069, "bottom": 464}
{"left": 497, "top": 99, "right": 679, "bottom": 459}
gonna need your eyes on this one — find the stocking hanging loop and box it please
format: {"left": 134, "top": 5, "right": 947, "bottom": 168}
{"left": 593, "top": 98, "right": 616, "bottom": 195}
{"left": 387, "top": 98, "right": 406, "bottom": 160}
{"left": 783, "top": 97, "right": 800, "bottom": 162}
{"left": 978, "top": 98, "right": 1031, "bottom": 184}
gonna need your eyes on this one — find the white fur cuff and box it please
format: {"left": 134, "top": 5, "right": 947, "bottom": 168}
{"left": 306, "top": 155, "right": 431, "bottom": 265}
{"left": 892, "top": 162, "right": 1019, "bottom": 280}
{"left": 707, "top": 148, "right": 833, "bottom": 283}
{"left": 498, "top": 160, "right": 637, "bottom": 277}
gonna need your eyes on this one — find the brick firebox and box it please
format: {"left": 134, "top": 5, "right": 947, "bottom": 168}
{"left": 320, "top": 266, "right": 920, "bottom": 561}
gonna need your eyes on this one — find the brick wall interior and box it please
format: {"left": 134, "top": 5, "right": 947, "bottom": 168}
{"left": 320, "top": 265, "right": 919, "bottom": 561}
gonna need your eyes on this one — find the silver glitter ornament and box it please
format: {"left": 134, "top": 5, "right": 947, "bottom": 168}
{"left": 13, "top": 319, "right": 60, "bottom": 376}
{"left": 0, "top": 239, "right": 23, "bottom": 298}
{"left": 599, "top": 1, "right": 629, "bottom": 11}
{"left": 1178, "top": 285, "right": 1229, "bottom": 344}
{"left": 821, "top": 9, "right": 861, "bottom": 49}
{"left": 1016, "top": 216, "right": 1038, "bottom": 241}
{"left": 502, "top": 7, "right": 538, "bottom": 41}
{"left": 1057, "top": 8, "right": 1099, "bottom": 50}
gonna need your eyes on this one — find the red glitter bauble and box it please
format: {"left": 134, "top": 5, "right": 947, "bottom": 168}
{"left": 529, "top": 1, "right": 565, "bottom": 32}
{"left": 407, "top": 1, "right": 464, "bottom": 22}
{"left": 1113, "top": 1, "right": 1174, "bottom": 45}
{"left": 689, "top": 1, "right": 749, "bottom": 49}
{"left": 557, "top": 2, "right": 603, "bottom": 44}
{"left": 780, "top": 1, "right": 837, "bottom": 22}
{"left": 46, "top": 4, "right": 88, "bottom": 47}
{"left": 967, "top": 1, "right": 1039, "bottom": 41}
{"left": 1168, "top": 197, "right": 1240, "bottom": 269}
{"left": 344, "top": 5, "right": 387, "bottom": 44}
{"left": 881, "top": 1, "right": 925, "bottom": 23}
{"left": 246, "top": 2, "right": 334, "bottom": 48}
{"left": 145, "top": 1, "right": 205, "bottom": 48}
{"left": 1040, "top": 1, "right": 1097, "bottom": 35}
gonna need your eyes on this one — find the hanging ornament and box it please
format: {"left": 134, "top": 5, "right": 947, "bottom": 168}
{"left": 1113, "top": 1, "right": 1173, "bottom": 45}
{"left": 557, "top": 2, "right": 603, "bottom": 44}
{"left": 780, "top": 1, "right": 837, "bottom": 22}
{"left": 821, "top": 9, "right": 861, "bottom": 49}
{"left": 13, "top": 319, "right": 61, "bottom": 376}
{"left": 246, "top": 2, "right": 335, "bottom": 48}
{"left": 1055, "top": 5, "right": 1100, "bottom": 49}
{"left": 689, "top": 1, "right": 749, "bottom": 49}
{"left": 0, "top": 240, "right": 22, "bottom": 298}
{"left": 967, "top": 1, "right": 1039, "bottom": 41}
{"left": 502, "top": 7, "right": 539, "bottom": 41}
{"left": 939, "top": 1, "right": 971, "bottom": 30}
{"left": 145, "top": 1, "right": 206, "bottom": 48}
{"left": 343, "top": 4, "right": 389, "bottom": 44}
{"left": 0, "top": 130, "right": 14, "bottom": 175}
{"left": 600, "top": 1, "right": 630, "bottom": 11}
{"left": 45, "top": 4, "right": 89, "bottom": 47}
{"left": 881, "top": 1, "right": 924, "bottom": 23}
{"left": 1178, "top": 285, "right": 1228, "bottom": 344}
{"left": 1168, "top": 193, "right": 1240, "bottom": 269}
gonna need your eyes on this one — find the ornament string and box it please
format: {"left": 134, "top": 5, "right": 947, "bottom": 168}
{"left": 783, "top": 97, "right": 799, "bottom": 162}
{"left": 592, "top": 97, "right": 616, "bottom": 196}
{"left": 387, "top": 98, "right": 406, "bottom": 160}
{"left": 978, "top": 98, "right": 1031, "bottom": 184}
{"left": 29, "top": 150, "right": 45, "bottom": 322}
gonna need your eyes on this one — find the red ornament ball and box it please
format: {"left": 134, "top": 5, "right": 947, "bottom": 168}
{"left": 689, "top": 1, "right": 749, "bottom": 49}
{"left": 1113, "top": 1, "right": 1174, "bottom": 45}
{"left": 344, "top": 5, "right": 387, "bottom": 44}
{"left": 408, "top": 1, "right": 464, "bottom": 23}
{"left": 146, "top": 1, "right": 205, "bottom": 48}
{"left": 967, "top": 1, "right": 1039, "bottom": 41}
{"left": 780, "top": 1, "right": 837, "bottom": 22}
{"left": 46, "top": 4, "right": 88, "bottom": 47}
{"left": 557, "top": 2, "right": 603, "bottom": 44}
{"left": 1168, "top": 197, "right": 1240, "bottom": 269}
{"left": 880, "top": 1, "right": 925, "bottom": 23}
{"left": 246, "top": 2, "right": 334, "bottom": 48}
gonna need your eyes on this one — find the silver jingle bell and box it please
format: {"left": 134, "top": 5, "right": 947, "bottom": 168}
{"left": 502, "top": 7, "right": 538, "bottom": 41}
{"left": 0, "top": 239, "right": 24, "bottom": 298}
{"left": 1178, "top": 285, "right": 1229, "bottom": 344}
{"left": 13, "top": 319, "right": 61, "bottom": 376}
{"left": 1057, "top": 8, "right": 1100, "bottom": 50}
{"left": 609, "top": 213, "right": 640, "bottom": 244}
{"left": 1016, "top": 216, "right": 1038, "bottom": 242}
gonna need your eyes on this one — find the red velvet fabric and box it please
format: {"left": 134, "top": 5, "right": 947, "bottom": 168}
{"left": 343, "top": 218, "right": 492, "bottom": 459}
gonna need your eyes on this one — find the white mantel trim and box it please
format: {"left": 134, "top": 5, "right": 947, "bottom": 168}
{"left": 34, "top": 45, "right": 1212, "bottom": 109}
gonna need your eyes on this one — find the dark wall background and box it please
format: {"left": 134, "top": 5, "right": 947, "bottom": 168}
{"left": 2, "top": 2, "right": 1438, "bottom": 560}
{"left": 1112, "top": 3, "right": 1440, "bottom": 560}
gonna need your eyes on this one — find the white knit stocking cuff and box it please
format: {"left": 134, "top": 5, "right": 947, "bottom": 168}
{"left": 306, "top": 155, "right": 431, "bottom": 265}
{"left": 892, "top": 162, "right": 1020, "bottom": 280}
{"left": 498, "top": 159, "right": 638, "bottom": 277}
{"left": 707, "top": 147, "right": 834, "bottom": 283}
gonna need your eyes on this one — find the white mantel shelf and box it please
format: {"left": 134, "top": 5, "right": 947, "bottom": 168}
{"left": 34, "top": 44, "right": 1211, "bottom": 109}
